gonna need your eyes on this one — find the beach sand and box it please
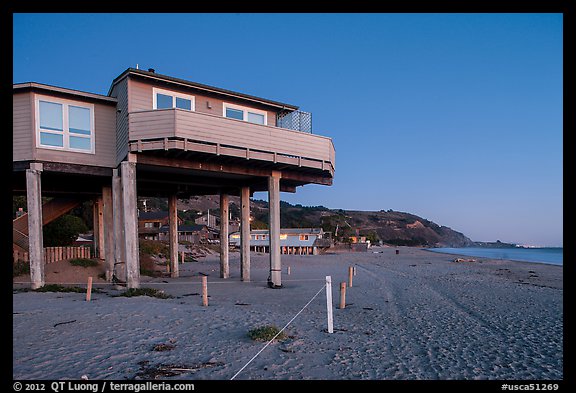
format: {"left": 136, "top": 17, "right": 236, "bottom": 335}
{"left": 12, "top": 247, "right": 563, "bottom": 380}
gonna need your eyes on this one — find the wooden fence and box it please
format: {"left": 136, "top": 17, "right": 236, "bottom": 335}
{"left": 13, "top": 246, "right": 92, "bottom": 264}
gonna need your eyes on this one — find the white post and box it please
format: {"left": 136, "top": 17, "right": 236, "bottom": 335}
{"left": 168, "top": 194, "right": 179, "bottom": 278}
{"left": 268, "top": 171, "right": 282, "bottom": 287}
{"left": 102, "top": 186, "right": 114, "bottom": 282}
{"left": 121, "top": 161, "right": 140, "bottom": 289}
{"left": 325, "top": 275, "right": 334, "bottom": 333}
{"left": 26, "top": 164, "right": 44, "bottom": 290}
{"left": 220, "top": 193, "right": 229, "bottom": 279}
{"left": 240, "top": 186, "right": 251, "bottom": 282}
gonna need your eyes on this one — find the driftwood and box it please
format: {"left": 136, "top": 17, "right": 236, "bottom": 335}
{"left": 453, "top": 258, "right": 476, "bottom": 263}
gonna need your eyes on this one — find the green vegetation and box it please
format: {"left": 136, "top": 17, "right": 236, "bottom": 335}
{"left": 382, "top": 237, "right": 429, "bottom": 247}
{"left": 139, "top": 239, "right": 170, "bottom": 257}
{"left": 35, "top": 284, "right": 90, "bottom": 293}
{"left": 13, "top": 260, "right": 30, "bottom": 277}
{"left": 247, "top": 325, "right": 286, "bottom": 342}
{"left": 43, "top": 214, "right": 89, "bottom": 247}
{"left": 69, "top": 258, "right": 99, "bottom": 268}
{"left": 118, "top": 287, "right": 173, "bottom": 299}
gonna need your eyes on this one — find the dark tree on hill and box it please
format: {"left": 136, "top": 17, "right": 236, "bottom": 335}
{"left": 43, "top": 214, "right": 89, "bottom": 247}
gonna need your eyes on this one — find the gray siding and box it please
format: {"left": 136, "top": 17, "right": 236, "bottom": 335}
{"left": 35, "top": 100, "right": 117, "bottom": 168}
{"left": 129, "top": 109, "right": 334, "bottom": 167}
{"left": 110, "top": 78, "right": 129, "bottom": 165}
{"left": 13, "top": 92, "right": 34, "bottom": 161}
{"left": 129, "top": 79, "right": 278, "bottom": 127}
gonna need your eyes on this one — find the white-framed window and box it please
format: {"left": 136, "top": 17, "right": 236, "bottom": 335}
{"left": 223, "top": 103, "right": 267, "bottom": 125}
{"left": 153, "top": 87, "right": 195, "bottom": 111}
{"left": 144, "top": 222, "right": 154, "bottom": 228}
{"left": 35, "top": 95, "right": 95, "bottom": 154}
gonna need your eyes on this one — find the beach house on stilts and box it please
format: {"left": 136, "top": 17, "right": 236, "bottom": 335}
{"left": 12, "top": 68, "right": 335, "bottom": 289}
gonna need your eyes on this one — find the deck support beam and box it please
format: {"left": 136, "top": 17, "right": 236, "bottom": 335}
{"left": 240, "top": 186, "right": 251, "bottom": 282}
{"left": 268, "top": 171, "right": 282, "bottom": 288}
{"left": 26, "top": 163, "right": 44, "bottom": 289}
{"left": 168, "top": 194, "right": 179, "bottom": 278}
{"left": 102, "top": 186, "right": 115, "bottom": 281}
{"left": 220, "top": 193, "right": 230, "bottom": 279}
{"left": 112, "top": 169, "right": 126, "bottom": 283}
{"left": 121, "top": 161, "right": 140, "bottom": 288}
{"left": 93, "top": 197, "right": 104, "bottom": 259}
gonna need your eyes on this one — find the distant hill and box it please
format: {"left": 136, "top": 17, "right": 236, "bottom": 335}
{"left": 143, "top": 196, "right": 474, "bottom": 248}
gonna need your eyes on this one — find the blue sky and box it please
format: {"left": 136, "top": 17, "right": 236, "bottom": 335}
{"left": 13, "top": 13, "right": 563, "bottom": 246}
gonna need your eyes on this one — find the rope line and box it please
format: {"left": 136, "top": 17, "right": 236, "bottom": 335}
{"left": 230, "top": 282, "right": 327, "bottom": 380}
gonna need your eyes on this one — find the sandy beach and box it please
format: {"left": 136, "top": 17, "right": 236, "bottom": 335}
{"left": 12, "top": 247, "right": 563, "bottom": 380}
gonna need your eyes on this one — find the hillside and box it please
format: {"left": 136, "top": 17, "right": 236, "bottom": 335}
{"left": 146, "top": 196, "right": 474, "bottom": 248}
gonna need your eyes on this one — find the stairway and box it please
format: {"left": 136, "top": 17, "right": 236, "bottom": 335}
{"left": 13, "top": 197, "right": 84, "bottom": 251}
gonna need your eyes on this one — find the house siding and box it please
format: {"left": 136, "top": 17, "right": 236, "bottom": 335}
{"left": 13, "top": 92, "right": 34, "bottom": 162}
{"left": 34, "top": 98, "right": 117, "bottom": 168}
{"left": 13, "top": 91, "right": 117, "bottom": 168}
{"left": 129, "top": 79, "right": 278, "bottom": 127}
{"left": 129, "top": 109, "right": 334, "bottom": 164}
{"left": 109, "top": 78, "right": 129, "bottom": 164}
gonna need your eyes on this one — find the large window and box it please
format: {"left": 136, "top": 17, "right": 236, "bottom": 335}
{"left": 153, "top": 88, "right": 195, "bottom": 111}
{"left": 223, "top": 103, "right": 267, "bottom": 125}
{"left": 35, "top": 95, "right": 94, "bottom": 153}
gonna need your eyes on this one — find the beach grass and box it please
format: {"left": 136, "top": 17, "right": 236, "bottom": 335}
{"left": 247, "top": 325, "right": 287, "bottom": 342}
{"left": 69, "top": 258, "right": 99, "bottom": 268}
{"left": 117, "top": 287, "right": 173, "bottom": 299}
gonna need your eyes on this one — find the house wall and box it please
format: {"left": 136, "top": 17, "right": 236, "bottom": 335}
{"left": 129, "top": 78, "right": 279, "bottom": 127}
{"left": 13, "top": 92, "right": 34, "bottom": 161}
{"left": 109, "top": 78, "right": 129, "bottom": 164}
{"left": 13, "top": 91, "right": 117, "bottom": 168}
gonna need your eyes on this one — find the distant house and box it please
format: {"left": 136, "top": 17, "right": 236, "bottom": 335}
{"left": 229, "top": 228, "right": 332, "bottom": 255}
{"left": 194, "top": 212, "right": 217, "bottom": 228}
{"left": 158, "top": 224, "right": 210, "bottom": 244}
{"left": 195, "top": 211, "right": 240, "bottom": 234}
{"left": 138, "top": 211, "right": 182, "bottom": 240}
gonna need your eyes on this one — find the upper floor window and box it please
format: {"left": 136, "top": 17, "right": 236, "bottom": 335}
{"left": 223, "top": 103, "right": 267, "bottom": 125}
{"left": 299, "top": 235, "right": 309, "bottom": 241}
{"left": 35, "top": 95, "right": 94, "bottom": 153}
{"left": 153, "top": 88, "right": 195, "bottom": 111}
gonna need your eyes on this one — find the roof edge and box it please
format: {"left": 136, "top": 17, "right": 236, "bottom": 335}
{"left": 14, "top": 82, "right": 117, "bottom": 104}
{"left": 109, "top": 67, "right": 299, "bottom": 111}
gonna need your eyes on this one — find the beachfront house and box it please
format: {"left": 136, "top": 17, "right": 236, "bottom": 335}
{"left": 138, "top": 211, "right": 181, "bottom": 240}
{"left": 229, "top": 228, "right": 332, "bottom": 255}
{"left": 13, "top": 67, "right": 335, "bottom": 289}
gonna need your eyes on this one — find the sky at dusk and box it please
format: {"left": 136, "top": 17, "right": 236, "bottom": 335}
{"left": 12, "top": 13, "right": 563, "bottom": 246}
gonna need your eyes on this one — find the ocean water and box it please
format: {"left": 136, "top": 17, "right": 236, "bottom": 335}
{"left": 426, "top": 247, "right": 563, "bottom": 266}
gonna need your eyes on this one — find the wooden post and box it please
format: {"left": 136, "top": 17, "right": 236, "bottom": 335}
{"left": 287, "top": 266, "right": 291, "bottom": 275}
{"left": 168, "top": 194, "right": 179, "bottom": 278}
{"left": 219, "top": 193, "right": 229, "bottom": 279}
{"left": 268, "top": 172, "right": 282, "bottom": 287}
{"left": 121, "top": 162, "right": 140, "bottom": 289}
{"left": 325, "top": 276, "right": 334, "bottom": 333}
{"left": 240, "top": 186, "right": 250, "bottom": 282}
{"left": 112, "top": 168, "right": 126, "bottom": 283}
{"left": 348, "top": 266, "right": 354, "bottom": 288}
{"left": 26, "top": 164, "right": 44, "bottom": 290}
{"left": 180, "top": 251, "right": 185, "bottom": 264}
{"left": 339, "top": 282, "right": 347, "bottom": 309}
{"left": 202, "top": 276, "right": 208, "bottom": 306}
{"left": 102, "top": 186, "right": 115, "bottom": 282}
{"left": 86, "top": 276, "right": 93, "bottom": 302}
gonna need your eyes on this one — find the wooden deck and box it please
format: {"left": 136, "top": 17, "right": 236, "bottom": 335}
{"left": 128, "top": 109, "right": 335, "bottom": 177}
